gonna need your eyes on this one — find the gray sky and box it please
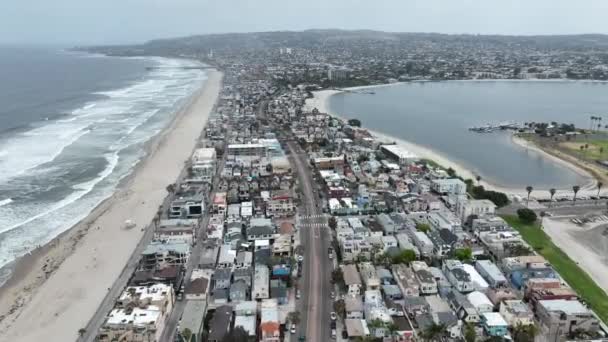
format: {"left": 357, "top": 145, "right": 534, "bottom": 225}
{"left": 2, "top": 0, "right": 608, "bottom": 45}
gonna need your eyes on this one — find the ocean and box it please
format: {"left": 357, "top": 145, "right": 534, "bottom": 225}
{"left": 0, "top": 47, "right": 207, "bottom": 284}
{"left": 328, "top": 80, "right": 608, "bottom": 189}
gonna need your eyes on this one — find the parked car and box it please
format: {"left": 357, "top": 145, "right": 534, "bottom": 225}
{"left": 331, "top": 329, "right": 336, "bottom": 339}
{"left": 296, "top": 290, "right": 301, "bottom": 299}
{"left": 291, "top": 324, "right": 297, "bottom": 334}
{"left": 330, "top": 291, "right": 335, "bottom": 299}
{"left": 330, "top": 312, "right": 337, "bottom": 321}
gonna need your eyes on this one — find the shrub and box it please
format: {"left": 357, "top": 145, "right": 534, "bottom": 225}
{"left": 517, "top": 208, "right": 537, "bottom": 224}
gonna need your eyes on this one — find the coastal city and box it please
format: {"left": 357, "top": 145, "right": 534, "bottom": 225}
{"left": 3, "top": 29, "right": 608, "bottom": 342}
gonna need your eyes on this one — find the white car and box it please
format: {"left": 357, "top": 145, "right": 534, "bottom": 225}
{"left": 330, "top": 312, "right": 337, "bottom": 321}
{"left": 291, "top": 323, "right": 296, "bottom": 334}
{"left": 297, "top": 255, "right": 304, "bottom": 262}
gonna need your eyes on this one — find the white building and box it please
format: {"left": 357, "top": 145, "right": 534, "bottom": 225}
{"left": 253, "top": 265, "right": 270, "bottom": 300}
{"left": 430, "top": 178, "right": 467, "bottom": 195}
{"left": 456, "top": 199, "right": 496, "bottom": 222}
{"left": 380, "top": 145, "right": 418, "bottom": 165}
{"left": 191, "top": 148, "right": 216, "bottom": 183}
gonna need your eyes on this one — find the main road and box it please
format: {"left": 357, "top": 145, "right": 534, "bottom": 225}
{"left": 258, "top": 98, "right": 333, "bottom": 341}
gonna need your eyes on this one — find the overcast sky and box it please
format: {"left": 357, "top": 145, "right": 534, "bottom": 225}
{"left": 3, "top": 0, "right": 608, "bottom": 45}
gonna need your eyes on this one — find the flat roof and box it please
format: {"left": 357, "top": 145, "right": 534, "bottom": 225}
{"left": 482, "top": 312, "right": 508, "bottom": 327}
{"left": 539, "top": 299, "right": 589, "bottom": 315}
{"left": 381, "top": 144, "right": 418, "bottom": 159}
{"left": 180, "top": 300, "right": 207, "bottom": 334}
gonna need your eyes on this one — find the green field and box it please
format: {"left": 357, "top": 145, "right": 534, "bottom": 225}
{"left": 502, "top": 215, "right": 608, "bottom": 323}
{"left": 560, "top": 139, "right": 608, "bottom": 161}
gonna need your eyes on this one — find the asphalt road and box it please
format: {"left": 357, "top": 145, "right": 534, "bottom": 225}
{"left": 286, "top": 141, "right": 333, "bottom": 342}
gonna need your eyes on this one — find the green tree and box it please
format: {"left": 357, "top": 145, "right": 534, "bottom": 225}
{"left": 78, "top": 328, "right": 86, "bottom": 337}
{"left": 392, "top": 249, "right": 417, "bottom": 265}
{"left": 464, "top": 323, "right": 476, "bottom": 342}
{"left": 597, "top": 181, "right": 603, "bottom": 204}
{"left": 420, "top": 322, "right": 445, "bottom": 342}
{"left": 180, "top": 328, "right": 193, "bottom": 342}
{"left": 331, "top": 269, "right": 344, "bottom": 287}
{"left": 517, "top": 208, "right": 537, "bottom": 224}
{"left": 454, "top": 247, "right": 473, "bottom": 262}
{"left": 333, "top": 299, "right": 346, "bottom": 318}
{"left": 573, "top": 185, "right": 581, "bottom": 205}
{"left": 328, "top": 216, "right": 337, "bottom": 230}
{"left": 288, "top": 311, "right": 301, "bottom": 325}
{"left": 512, "top": 323, "right": 538, "bottom": 342}
{"left": 416, "top": 223, "right": 430, "bottom": 233}
{"left": 166, "top": 183, "right": 176, "bottom": 194}
{"left": 447, "top": 167, "right": 456, "bottom": 177}
{"left": 348, "top": 118, "right": 362, "bottom": 127}
{"left": 525, "top": 186, "right": 533, "bottom": 207}
{"left": 549, "top": 188, "right": 556, "bottom": 207}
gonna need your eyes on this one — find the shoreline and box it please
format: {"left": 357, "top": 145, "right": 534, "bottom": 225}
{"left": 305, "top": 87, "right": 597, "bottom": 197}
{"left": 0, "top": 69, "right": 224, "bottom": 341}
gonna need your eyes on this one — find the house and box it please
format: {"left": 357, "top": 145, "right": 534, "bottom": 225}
{"left": 185, "top": 270, "right": 210, "bottom": 301}
{"left": 443, "top": 260, "right": 474, "bottom": 293}
{"left": 212, "top": 192, "right": 227, "bottom": 216}
{"left": 427, "top": 229, "right": 456, "bottom": 257}
{"left": 271, "top": 234, "right": 292, "bottom": 257}
{"left": 446, "top": 289, "right": 480, "bottom": 324}
{"left": 475, "top": 259, "right": 508, "bottom": 288}
{"left": 382, "top": 284, "right": 403, "bottom": 300}
{"left": 403, "top": 296, "right": 430, "bottom": 317}
{"left": 392, "top": 264, "right": 420, "bottom": 297}
{"left": 270, "top": 279, "right": 288, "bottom": 304}
{"left": 428, "top": 211, "right": 462, "bottom": 232}
{"left": 234, "top": 301, "right": 257, "bottom": 338}
{"left": 141, "top": 240, "right": 190, "bottom": 271}
{"left": 456, "top": 199, "right": 496, "bottom": 222}
{"left": 499, "top": 300, "right": 534, "bottom": 327}
{"left": 345, "top": 296, "right": 364, "bottom": 319}
{"left": 381, "top": 145, "right": 418, "bottom": 165}
{"left": 217, "top": 244, "right": 236, "bottom": 269}
{"left": 412, "top": 231, "right": 434, "bottom": 257}
{"left": 213, "top": 268, "right": 232, "bottom": 290}
{"left": 430, "top": 178, "right": 467, "bottom": 195}
{"left": 343, "top": 264, "right": 363, "bottom": 296}
{"left": 411, "top": 261, "right": 438, "bottom": 295}
{"left": 344, "top": 319, "right": 370, "bottom": 340}
{"left": 260, "top": 299, "right": 281, "bottom": 342}
{"left": 462, "top": 264, "right": 489, "bottom": 291}
{"left": 229, "top": 279, "right": 249, "bottom": 302}
{"left": 169, "top": 193, "right": 205, "bottom": 219}
{"left": 207, "top": 305, "right": 233, "bottom": 342}
{"left": 364, "top": 290, "right": 393, "bottom": 337}
{"left": 536, "top": 299, "right": 599, "bottom": 341}
{"left": 481, "top": 312, "right": 509, "bottom": 337}
{"left": 178, "top": 300, "right": 207, "bottom": 342}
{"left": 191, "top": 147, "right": 216, "bottom": 183}
{"left": 467, "top": 291, "right": 494, "bottom": 314}
{"left": 359, "top": 262, "right": 381, "bottom": 290}
{"left": 247, "top": 217, "right": 276, "bottom": 241}
{"left": 266, "top": 190, "right": 296, "bottom": 217}
{"left": 233, "top": 267, "right": 252, "bottom": 288}
{"left": 253, "top": 265, "right": 270, "bottom": 300}
{"left": 98, "top": 284, "right": 174, "bottom": 342}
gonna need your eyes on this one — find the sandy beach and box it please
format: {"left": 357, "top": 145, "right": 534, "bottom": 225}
{"left": 0, "top": 70, "right": 223, "bottom": 341}
{"left": 305, "top": 88, "right": 597, "bottom": 198}
{"left": 543, "top": 218, "right": 608, "bottom": 292}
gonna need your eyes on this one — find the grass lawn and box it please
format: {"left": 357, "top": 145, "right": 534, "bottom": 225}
{"left": 560, "top": 139, "right": 608, "bottom": 160}
{"left": 502, "top": 215, "right": 608, "bottom": 323}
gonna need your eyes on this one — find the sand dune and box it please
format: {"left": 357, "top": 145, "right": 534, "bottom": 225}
{"left": 0, "top": 70, "right": 223, "bottom": 342}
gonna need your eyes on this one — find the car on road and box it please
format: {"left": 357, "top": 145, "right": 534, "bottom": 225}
{"left": 331, "top": 328, "right": 337, "bottom": 339}
{"left": 297, "top": 254, "right": 304, "bottom": 262}
{"left": 296, "top": 289, "right": 301, "bottom": 299}
{"left": 330, "top": 291, "right": 335, "bottom": 299}
{"left": 330, "top": 312, "right": 337, "bottom": 321}
{"left": 330, "top": 321, "right": 336, "bottom": 329}
{"left": 291, "top": 323, "right": 297, "bottom": 334}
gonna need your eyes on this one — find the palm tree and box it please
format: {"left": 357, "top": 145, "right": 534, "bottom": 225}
{"left": 599, "top": 117, "right": 603, "bottom": 131}
{"left": 288, "top": 311, "right": 301, "bottom": 325}
{"left": 549, "top": 188, "right": 556, "bottom": 207}
{"left": 573, "top": 185, "right": 581, "bottom": 205}
{"left": 78, "top": 328, "right": 86, "bottom": 337}
{"left": 475, "top": 175, "right": 481, "bottom": 185}
{"left": 420, "top": 322, "right": 445, "bottom": 342}
{"left": 512, "top": 323, "right": 538, "bottom": 342}
{"left": 526, "top": 186, "right": 533, "bottom": 207}
{"left": 597, "top": 182, "right": 603, "bottom": 204}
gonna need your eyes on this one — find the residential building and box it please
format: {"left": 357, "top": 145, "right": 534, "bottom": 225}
{"left": 392, "top": 264, "right": 420, "bottom": 297}
{"left": 260, "top": 299, "right": 281, "bottom": 342}
{"left": 141, "top": 240, "right": 190, "bottom": 271}
{"left": 499, "top": 300, "right": 534, "bottom": 327}
{"left": 359, "top": 262, "right": 381, "bottom": 290}
{"left": 536, "top": 299, "right": 599, "bottom": 341}
{"left": 443, "top": 260, "right": 474, "bottom": 293}
{"left": 430, "top": 178, "right": 467, "bottom": 195}
{"left": 481, "top": 312, "right": 509, "bottom": 337}
{"left": 475, "top": 260, "right": 508, "bottom": 288}
{"left": 207, "top": 305, "right": 233, "bottom": 342}
{"left": 455, "top": 199, "right": 496, "bottom": 222}
{"left": 253, "top": 264, "right": 270, "bottom": 300}
{"left": 343, "top": 264, "right": 363, "bottom": 296}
